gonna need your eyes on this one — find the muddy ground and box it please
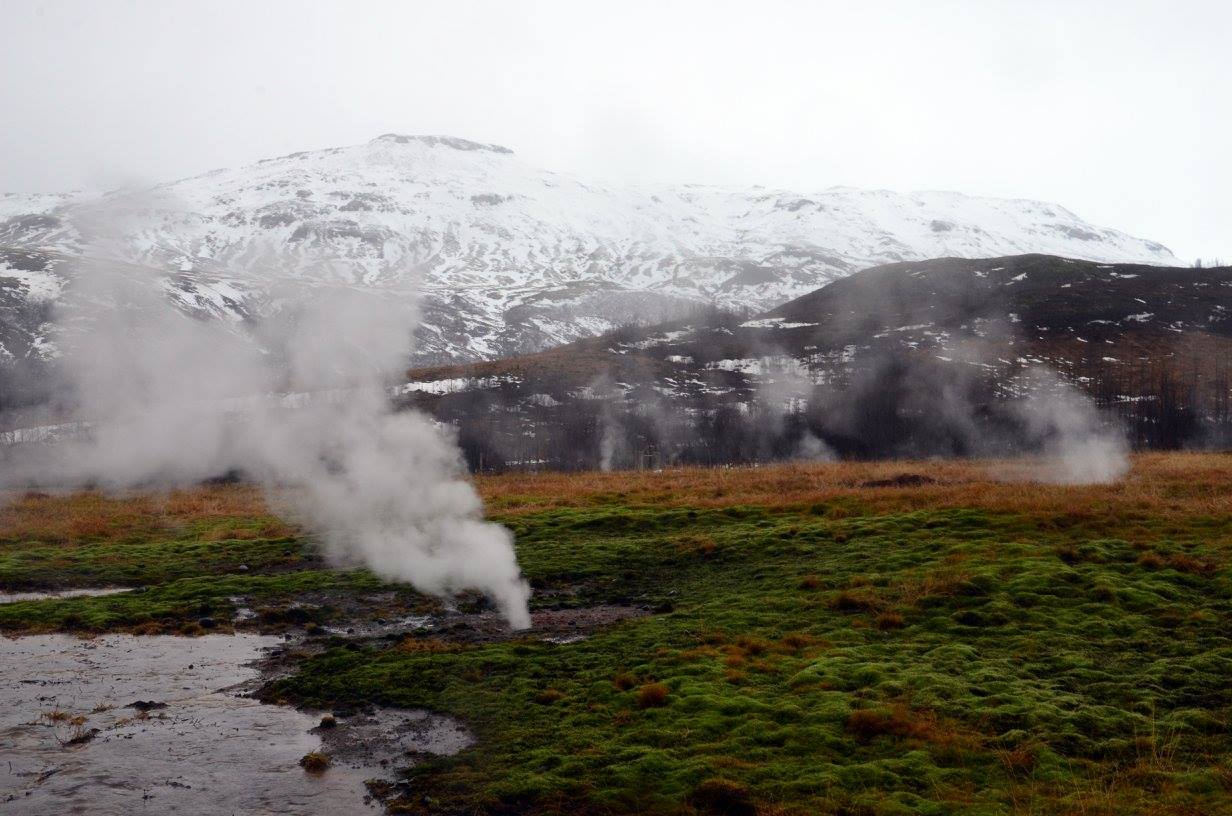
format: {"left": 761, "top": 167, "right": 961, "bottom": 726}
{"left": 2, "top": 594, "right": 649, "bottom": 814}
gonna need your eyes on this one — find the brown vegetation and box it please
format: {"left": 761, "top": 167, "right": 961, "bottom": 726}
{"left": 874, "top": 611, "right": 906, "bottom": 630}
{"left": 534, "top": 687, "right": 566, "bottom": 705}
{"left": 5, "top": 453, "right": 1229, "bottom": 551}
{"left": 0, "top": 485, "right": 273, "bottom": 547}
{"left": 477, "top": 452, "right": 1232, "bottom": 523}
{"left": 396, "top": 637, "right": 462, "bottom": 654}
{"left": 636, "top": 682, "right": 670, "bottom": 709}
{"left": 689, "top": 777, "right": 756, "bottom": 816}
{"left": 844, "top": 704, "right": 982, "bottom": 752}
{"left": 611, "top": 672, "right": 637, "bottom": 691}
{"left": 298, "top": 751, "right": 331, "bottom": 773}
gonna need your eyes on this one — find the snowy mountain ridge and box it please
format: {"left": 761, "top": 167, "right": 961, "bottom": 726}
{"left": 0, "top": 134, "right": 1175, "bottom": 372}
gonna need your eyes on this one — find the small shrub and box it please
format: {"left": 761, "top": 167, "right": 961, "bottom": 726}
{"left": 1216, "top": 763, "right": 1232, "bottom": 792}
{"left": 396, "top": 637, "right": 458, "bottom": 654}
{"left": 844, "top": 707, "right": 912, "bottom": 740}
{"left": 689, "top": 777, "right": 755, "bottom": 816}
{"left": 997, "top": 744, "right": 1039, "bottom": 776}
{"left": 1137, "top": 551, "right": 1166, "bottom": 569}
{"left": 636, "top": 682, "right": 669, "bottom": 709}
{"left": 735, "top": 636, "right": 770, "bottom": 656}
{"left": 1091, "top": 584, "right": 1117, "bottom": 602}
{"left": 535, "top": 687, "right": 565, "bottom": 705}
{"left": 780, "top": 632, "right": 815, "bottom": 651}
{"left": 874, "top": 611, "right": 905, "bottom": 630}
{"left": 612, "top": 672, "right": 637, "bottom": 690}
{"left": 258, "top": 521, "right": 297, "bottom": 538}
{"left": 827, "top": 590, "right": 878, "bottom": 612}
{"left": 299, "top": 752, "right": 330, "bottom": 773}
{"left": 677, "top": 534, "right": 718, "bottom": 558}
{"left": 798, "top": 574, "right": 822, "bottom": 590}
{"left": 1167, "top": 553, "right": 1217, "bottom": 576}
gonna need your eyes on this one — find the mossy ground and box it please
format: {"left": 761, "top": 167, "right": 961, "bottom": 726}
{"left": 3, "top": 453, "right": 1231, "bottom": 814}
{"left": 0, "top": 488, "right": 411, "bottom": 632}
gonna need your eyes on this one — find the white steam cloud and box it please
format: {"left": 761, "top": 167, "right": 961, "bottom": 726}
{"left": 7, "top": 199, "right": 532, "bottom": 628}
{"left": 1008, "top": 366, "right": 1130, "bottom": 485}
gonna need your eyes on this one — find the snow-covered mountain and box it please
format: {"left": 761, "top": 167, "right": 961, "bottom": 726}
{"left": 0, "top": 134, "right": 1175, "bottom": 376}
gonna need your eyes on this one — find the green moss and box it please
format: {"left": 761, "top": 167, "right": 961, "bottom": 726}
{"left": 259, "top": 505, "right": 1232, "bottom": 815}
{"left": 0, "top": 569, "right": 385, "bottom": 631}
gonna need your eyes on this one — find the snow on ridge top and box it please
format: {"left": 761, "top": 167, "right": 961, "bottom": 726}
{"left": 371, "top": 134, "right": 514, "bottom": 154}
{"left": 0, "top": 134, "right": 1183, "bottom": 370}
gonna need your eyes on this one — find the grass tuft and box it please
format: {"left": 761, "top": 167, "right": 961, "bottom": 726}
{"left": 689, "top": 777, "right": 756, "bottom": 816}
{"left": 635, "top": 682, "right": 669, "bottom": 709}
{"left": 299, "top": 752, "right": 330, "bottom": 774}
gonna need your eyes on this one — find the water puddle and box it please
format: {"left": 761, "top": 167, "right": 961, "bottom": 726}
{"left": 0, "top": 587, "right": 133, "bottom": 604}
{"left": 322, "top": 614, "right": 434, "bottom": 639}
{"left": 336, "top": 604, "right": 650, "bottom": 645}
{"left": 0, "top": 633, "right": 469, "bottom": 815}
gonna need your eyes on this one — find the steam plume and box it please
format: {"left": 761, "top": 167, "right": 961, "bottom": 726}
{"left": 1007, "top": 366, "right": 1130, "bottom": 484}
{"left": 5, "top": 198, "right": 532, "bottom": 628}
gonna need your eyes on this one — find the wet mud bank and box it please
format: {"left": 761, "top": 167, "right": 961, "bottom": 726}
{"left": 2, "top": 601, "right": 650, "bottom": 814}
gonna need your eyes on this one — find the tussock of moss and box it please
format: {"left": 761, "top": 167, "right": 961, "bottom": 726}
{"left": 299, "top": 752, "right": 330, "bottom": 773}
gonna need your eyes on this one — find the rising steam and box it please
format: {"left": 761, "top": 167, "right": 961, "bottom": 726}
{"left": 1007, "top": 366, "right": 1130, "bottom": 484}
{"left": 5, "top": 198, "right": 532, "bottom": 628}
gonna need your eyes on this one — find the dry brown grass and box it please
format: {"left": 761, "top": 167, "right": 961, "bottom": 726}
{"left": 674, "top": 533, "right": 718, "bottom": 558}
{"left": 395, "top": 637, "right": 462, "bottom": 654}
{"left": 611, "top": 672, "right": 638, "bottom": 691}
{"left": 896, "top": 565, "right": 974, "bottom": 608}
{"left": 475, "top": 452, "right": 1232, "bottom": 524}
{"left": 534, "top": 687, "right": 566, "bottom": 705}
{"left": 4, "top": 452, "right": 1229, "bottom": 555}
{"left": 0, "top": 485, "right": 272, "bottom": 546}
{"left": 636, "top": 682, "right": 670, "bottom": 709}
{"left": 844, "top": 703, "right": 984, "bottom": 752}
{"left": 873, "top": 611, "right": 906, "bottom": 630}
{"left": 797, "top": 574, "right": 823, "bottom": 591}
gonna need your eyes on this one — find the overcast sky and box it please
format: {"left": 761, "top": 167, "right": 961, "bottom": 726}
{"left": 2, "top": 0, "right": 1228, "bottom": 262}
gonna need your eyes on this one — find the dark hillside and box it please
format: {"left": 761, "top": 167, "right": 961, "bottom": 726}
{"left": 398, "top": 255, "right": 1232, "bottom": 470}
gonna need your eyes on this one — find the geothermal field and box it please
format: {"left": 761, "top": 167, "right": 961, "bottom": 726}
{"left": 3, "top": 454, "right": 1231, "bottom": 814}
{"left": 4, "top": 3, "right": 1230, "bottom": 814}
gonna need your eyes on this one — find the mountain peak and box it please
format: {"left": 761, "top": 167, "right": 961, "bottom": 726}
{"left": 371, "top": 134, "right": 514, "bottom": 155}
